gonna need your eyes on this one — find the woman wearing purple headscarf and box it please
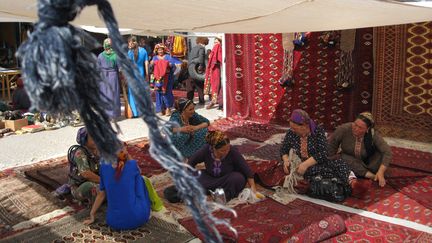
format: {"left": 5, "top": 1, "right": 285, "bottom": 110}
{"left": 280, "top": 109, "right": 352, "bottom": 197}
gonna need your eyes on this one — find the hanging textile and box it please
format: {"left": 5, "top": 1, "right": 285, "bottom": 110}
{"left": 337, "top": 29, "right": 356, "bottom": 89}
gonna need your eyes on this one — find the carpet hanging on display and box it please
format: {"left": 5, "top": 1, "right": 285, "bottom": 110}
{"left": 373, "top": 22, "right": 432, "bottom": 143}
{"left": 225, "top": 31, "right": 374, "bottom": 130}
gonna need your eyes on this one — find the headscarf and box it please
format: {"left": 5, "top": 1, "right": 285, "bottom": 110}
{"left": 356, "top": 112, "right": 375, "bottom": 157}
{"left": 114, "top": 147, "right": 128, "bottom": 181}
{"left": 102, "top": 38, "right": 116, "bottom": 66}
{"left": 76, "top": 127, "right": 88, "bottom": 146}
{"left": 206, "top": 130, "right": 229, "bottom": 148}
{"left": 290, "top": 109, "right": 317, "bottom": 135}
{"left": 176, "top": 98, "right": 194, "bottom": 113}
{"left": 153, "top": 43, "right": 169, "bottom": 54}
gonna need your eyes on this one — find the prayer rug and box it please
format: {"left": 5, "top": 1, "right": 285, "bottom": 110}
{"left": 0, "top": 176, "right": 67, "bottom": 237}
{"left": 391, "top": 146, "right": 432, "bottom": 173}
{"left": 1, "top": 209, "right": 194, "bottom": 243}
{"left": 286, "top": 199, "right": 432, "bottom": 242}
{"left": 210, "top": 116, "right": 285, "bottom": 142}
{"left": 387, "top": 176, "right": 432, "bottom": 210}
{"left": 179, "top": 198, "right": 346, "bottom": 242}
{"left": 373, "top": 22, "right": 432, "bottom": 143}
{"left": 341, "top": 183, "right": 431, "bottom": 226}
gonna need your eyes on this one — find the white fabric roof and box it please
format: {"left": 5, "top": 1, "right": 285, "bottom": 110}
{"left": 1, "top": 0, "right": 432, "bottom": 33}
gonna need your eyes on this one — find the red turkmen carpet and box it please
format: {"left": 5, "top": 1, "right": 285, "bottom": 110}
{"left": 180, "top": 198, "right": 347, "bottom": 242}
{"left": 387, "top": 176, "right": 432, "bottom": 210}
{"left": 125, "top": 138, "right": 165, "bottom": 177}
{"left": 341, "top": 182, "right": 431, "bottom": 226}
{"left": 210, "top": 116, "right": 285, "bottom": 143}
{"left": 391, "top": 146, "right": 432, "bottom": 173}
{"left": 292, "top": 199, "right": 432, "bottom": 243}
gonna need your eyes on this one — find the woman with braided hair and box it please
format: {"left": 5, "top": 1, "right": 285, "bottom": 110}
{"left": 328, "top": 112, "right": 392, "bottom": 188}
{"left": 187, "top": 130, "right": 260, "bottom": 201}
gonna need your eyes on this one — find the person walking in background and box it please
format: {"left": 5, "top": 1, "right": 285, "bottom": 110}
{"left": 187, "top": 37, "right": 209, "bottom": 105}
{"left": 150, "top": 44, "right": 176, "bottom": 116}
{"left": 97, "top": 38, "right": 121, "bottom": 121}
{"left": 328, "top": 112, "right": 391, "bottom": 187}
{"left": 127, "top": 36, "right": 149, "bottom": 117}
{"left": 204, "top": 37, "right": 223, "bottom": 110}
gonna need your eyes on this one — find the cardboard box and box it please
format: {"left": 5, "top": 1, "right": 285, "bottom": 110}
{"left": 0, "top": 120, "right": 4, "bottom": 129}
{"left": 5, "top": 118, "right": 28, "bottom": 131}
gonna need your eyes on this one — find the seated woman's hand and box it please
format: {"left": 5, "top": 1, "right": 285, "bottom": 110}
{"left": 375, "top": 173, "right": 386, "bottom": 187}
{"left": 83, "top": 215, "right": 95, "bottom": 225}
{"left": 181, "top": 126, "right": 194, "bottom": 133}
{"left": 282, "top": 159, "right": 290, "bottom": 174}
{"left": 296, "top": 162, "right": 308, "bottom": 176}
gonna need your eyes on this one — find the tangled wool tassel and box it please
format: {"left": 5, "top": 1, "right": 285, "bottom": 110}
{"left": 17, "top": 0, "right": 233, "bottom": 242}
{"left": 17, "top": 0, "right": 121, "bottom": 162}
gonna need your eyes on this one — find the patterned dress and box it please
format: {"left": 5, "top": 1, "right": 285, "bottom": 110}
{"left": 280, "top": 126, "right": 351, "bottom": 193}
{"left": 68, "top": 146, "right": 99, "bottom": 203}
{"left": 169, "top": 111, "right": 209, "bottom": 158}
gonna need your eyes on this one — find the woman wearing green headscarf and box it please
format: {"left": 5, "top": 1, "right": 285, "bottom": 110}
{"left": 97, "top": 38, "right": 121, "bottom": 120}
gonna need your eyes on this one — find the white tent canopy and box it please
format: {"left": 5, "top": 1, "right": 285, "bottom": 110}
{"left": 1, "top": 0, "right": 432, "bottom": 33}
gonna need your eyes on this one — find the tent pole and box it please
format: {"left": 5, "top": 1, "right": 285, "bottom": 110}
{"left": 221, "top": 34, "right": 227, "bottom": 118}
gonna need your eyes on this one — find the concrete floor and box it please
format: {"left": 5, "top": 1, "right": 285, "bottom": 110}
{"left": 0, "top": 104, "right": 224, "bottom": 170}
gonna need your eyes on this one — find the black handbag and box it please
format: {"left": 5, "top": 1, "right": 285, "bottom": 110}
{"left": 307, "top": 175, "right": 348, "bottom": 202}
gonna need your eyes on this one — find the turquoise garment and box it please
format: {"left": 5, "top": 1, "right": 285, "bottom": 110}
{"left": 99, "top": 160, "right": 151, "bottom": 230}
{"left": 169, "top": 111, "right": 209, "bottom": 158}
{"left": 127, "top": 47, "right": 148, "bottom": 117}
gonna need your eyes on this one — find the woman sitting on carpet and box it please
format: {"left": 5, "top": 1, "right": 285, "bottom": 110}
{"left": 68, "top": 127, "right": 100, "bottom": 204}
{"left": 84, "top": 146, "right": 163, "bottom": 230}
{"left": 169, "top": 98, "right": 210, "bottom": 158}
{"left": 188, "top": 130, "right": 262, "bottom": 202}
{"left": 280, "top": 109, "right": 356, "bottom": 199}
{"left": 328, "top": 112, "right": 392, "bottom": 187}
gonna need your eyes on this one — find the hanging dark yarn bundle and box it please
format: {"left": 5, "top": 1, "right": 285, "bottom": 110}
{"left": 16, "top": 0, "right": 234, "bottom": 242}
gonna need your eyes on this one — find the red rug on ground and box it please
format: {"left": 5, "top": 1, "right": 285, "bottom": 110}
{"left": 247, "top": 159, "right": 285, "bottom": 188}
{"left": 341, "top": 183, "right": 431, "bottom": 226}
{"left": 125, "top": 138, "right": 166, "bottom": 177}
{"left": 391, "top": 147, "right": 432, "bottom": 173}
{"left": 210, "top": 116, "right": 285, "bottom": 142}
{"left": 387, "top": 165, "right": 432, "bottom": 178}
{"left": 179, "top": 198, "right": 346, "bottom": 242}
{"left": 387, "top": 176, "right": 432, "bottom": 210}
{"left": 288, "top": 199, "right": 432, "bottom": 242}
